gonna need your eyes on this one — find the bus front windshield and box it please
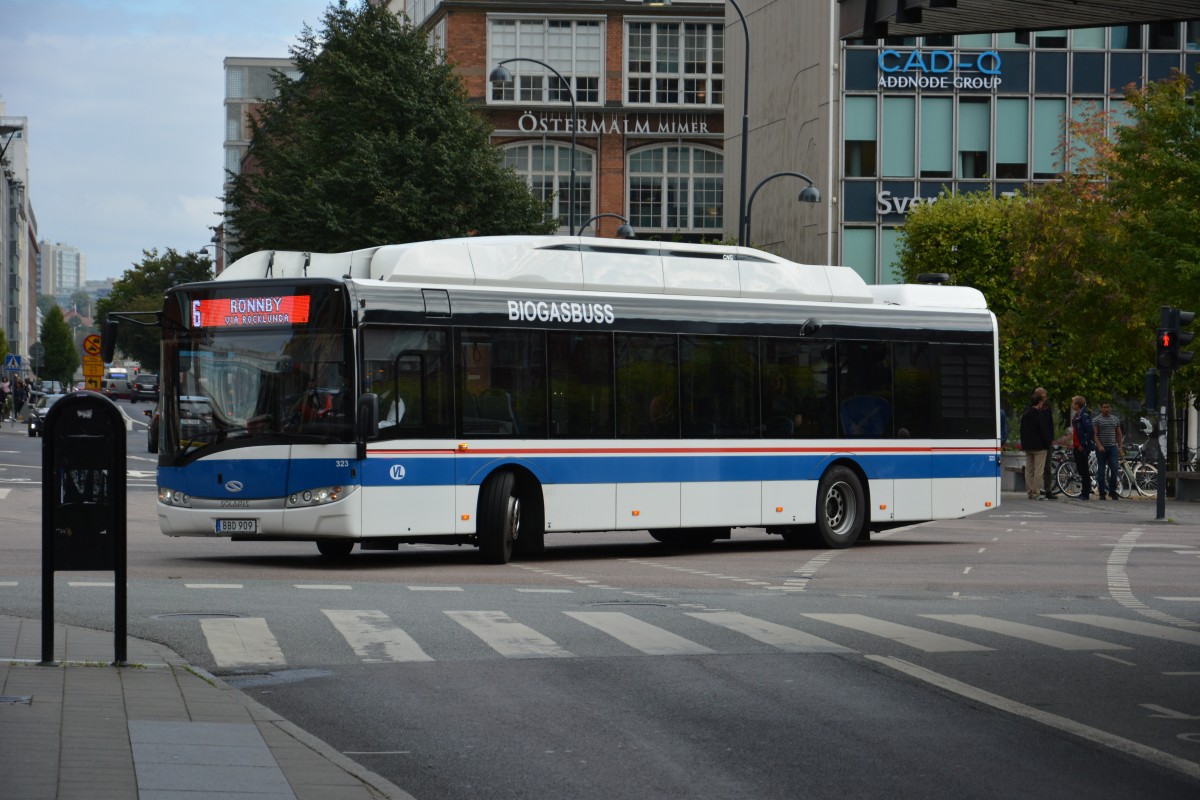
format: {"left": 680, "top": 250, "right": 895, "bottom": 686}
{"left": 162, "top": 326, "right": 354, "bottom": 457}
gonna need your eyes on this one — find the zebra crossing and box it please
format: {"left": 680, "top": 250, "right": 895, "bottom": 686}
{"left": 194, "top": 607, "right": 1200, "bottom": 670}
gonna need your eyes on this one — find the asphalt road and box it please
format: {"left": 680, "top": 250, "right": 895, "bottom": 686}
{"left": 2, "top": 412, "right": 1199, "bottom": 798}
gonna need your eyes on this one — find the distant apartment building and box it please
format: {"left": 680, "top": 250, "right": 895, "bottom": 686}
{"left": 219, "top": 57, "right": 301, "bottom": 270}
{"left": 0, "top": 101, "right": 37, "bottom": 368}
{"left": 39, "top": 240, "right": 86, "bottom": 299}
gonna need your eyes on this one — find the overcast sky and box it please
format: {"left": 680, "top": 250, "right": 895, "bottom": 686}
{"left": 0, "top": 0, "right": 334, "bottom": 282}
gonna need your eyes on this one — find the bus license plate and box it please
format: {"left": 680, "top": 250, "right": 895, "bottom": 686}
{"left": 215, "top": 519, "right": 257, "bottom": 534}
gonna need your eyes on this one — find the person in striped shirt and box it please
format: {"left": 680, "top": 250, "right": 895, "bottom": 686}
{"left": 1094, "top": 402, "right": 1124, "bottom": 500}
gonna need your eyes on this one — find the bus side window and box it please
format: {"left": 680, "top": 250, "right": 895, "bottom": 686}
{"left": 616, "top": 333, "right": 678, "bottom": 439}
{"left": 837, "top": 341, "right": 893, "bottom": 439}
{"left": 362, "top": 327, "right": 453, "bottom": 439}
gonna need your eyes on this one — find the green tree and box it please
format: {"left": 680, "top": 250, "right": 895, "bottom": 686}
{"left": 37, "top": 294, "right": 58, "bottom": 317}
{"left": 40, "top": 306, "right": 78, "bottom": 386}
{"left": 897, "top": 70, "right": 1200, "bottom": 414}
{"left": 224, "top": 0, "right": 555, "bottom": 256}
{"left": 95, "top": 248, "right": 213, "bottom": 373}
{"left": 1104, "top": 72, "right": 1200, "bottom": 398}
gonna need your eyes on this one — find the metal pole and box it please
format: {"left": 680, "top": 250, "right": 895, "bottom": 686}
{"left": 730, "top": 0, "right": 750, "bottom": 247}
{"left": 1156, "top": 368, "right": 1170, "bottom": 520}
{"left": 495, "top": 58, "right": 577, "bottom": 235}
{"left": 1156, "top": 305, "right": 1171, "bottom": 520}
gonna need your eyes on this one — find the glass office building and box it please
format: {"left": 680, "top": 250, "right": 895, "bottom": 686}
{"left": 838, "top": 22, "right": 1200, "bottom": 284}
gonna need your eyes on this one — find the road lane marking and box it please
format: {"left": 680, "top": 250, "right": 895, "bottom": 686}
{"left": 407, "top": 586, "right": 463, "bottom": 592}
{"left": 803, "top": 614, "right": 992, "bottom": 652}
{"left": 1044, "top": 614, "right": 1200, "bottom": 645}
{"left": 921, "top": 615, "right": 1129, "bottom": 651}
{"left": 295, "top": 584, "right": 352, "bottom": 590}
{"left": 1095, "top": 653, "right": 1137, "bottom": 666}
{"left": 1157, "top": 597, "right": 1200, "bottom": 602}
{"left": 0, "top": 581, "right": 17, "bottom": 586}
{"left": 565, "top": 612, "right": 713, "bottom": 656}
{"left": 445, "top": 611, "right": 574, "bottom": 659}
{"left": 322, "top": 610, "right": 432, "bottom": 663}
{"left": 515, "top": 589, "right": 574, "bottom": 593}
{"left": 1107, "top": 531, "right": 1200, "bottom": 628}
{"left": 869, "top": 656, "right": 1200, "bottom": 782}
{"left": 1141, "top": 704, "right": 1200, "bottom": 720}
{"left": 200, "top": 617, "right": 285, "bottom": 668}
{"left": 185, "top": 583, "right": 243, "bottom": 589}
{"left": 67, "top": 582, "right": 114, "bottom": 587}
{"left": 687, "top": 612, "right": 852, "bottom": 653}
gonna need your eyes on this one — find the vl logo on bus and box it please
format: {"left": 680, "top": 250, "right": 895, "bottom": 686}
{"left": 389, "top": 464, "right": 406, "bottom": 481}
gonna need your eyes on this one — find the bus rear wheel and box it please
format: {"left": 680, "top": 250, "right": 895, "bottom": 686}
{"left": 316, "top": 539, "right": 354, "bottom": 559}
{"left": 815, "top": 466, "right": 865, "bottom": 548}
{"left": 479, "top": 471, "right": 520, "bottom": 564}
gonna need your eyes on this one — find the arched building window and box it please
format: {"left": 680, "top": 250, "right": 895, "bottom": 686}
{"left": 627, "top": 145, "right": 723, "bottom": 234}
{"left": 502, "top": 143, "right": 594, "bottom": 231}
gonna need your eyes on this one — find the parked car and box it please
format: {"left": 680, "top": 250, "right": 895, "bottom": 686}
{"left": 131, "top": 373, "right": 159, "bottom": 403}
{"left": 27, "top": 393, "right": 66, "bottom": 437}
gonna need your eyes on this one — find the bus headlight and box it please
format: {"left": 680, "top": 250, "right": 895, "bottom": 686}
{"left": 159, "top": 487, "right": 191, "bottom": 507}
{"left": 287, "top": 484, "right": 355, "bottom": 507}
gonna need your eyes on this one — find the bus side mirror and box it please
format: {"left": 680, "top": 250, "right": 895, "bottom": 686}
{"left": 357, "top": 393, "right": 379, "bottom": 440}
{"left": 100, "top": 320, "right": 119, "bottom": 363}
{"left": 356, "top": 393, "right": 379, "bottom": 462}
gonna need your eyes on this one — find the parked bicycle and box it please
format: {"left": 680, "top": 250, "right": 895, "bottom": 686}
{"left": 1055, "top": 443, "right": 1157, "bottom": 498}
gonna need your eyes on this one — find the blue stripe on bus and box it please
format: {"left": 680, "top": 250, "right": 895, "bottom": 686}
{"left": 158, "top": 451, "right": 998, "bottom": 499}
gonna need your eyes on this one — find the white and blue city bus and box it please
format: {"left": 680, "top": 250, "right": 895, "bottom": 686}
{"left": 139, "top": 236, "right": 1000, "bottom": 563}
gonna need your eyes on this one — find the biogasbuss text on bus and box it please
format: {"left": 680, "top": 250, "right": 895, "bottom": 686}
{"left": 119, "top": 236, "right": 1001, "bottom": 563}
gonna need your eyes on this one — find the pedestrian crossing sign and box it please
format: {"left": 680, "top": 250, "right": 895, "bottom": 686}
{"left": 4, "top": 354, "right": 19, "bottom": 371}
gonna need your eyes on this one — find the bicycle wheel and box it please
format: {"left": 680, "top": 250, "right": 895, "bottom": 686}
{"left": 1115, "top": 466, "right": 1133, "bottom": 498}
{"left": 1056, "top": 459, "right": 1082, "bottom": 498}
{"left": 1133, "top": 462, "right": 1158, "bottom": 496}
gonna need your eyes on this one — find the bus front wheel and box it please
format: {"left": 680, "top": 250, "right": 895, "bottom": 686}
{"left": 479, "top": 471, "right": 520, "bottom": 564}
{"left": 815, "top": 466, "right": 865, "bottom": 548}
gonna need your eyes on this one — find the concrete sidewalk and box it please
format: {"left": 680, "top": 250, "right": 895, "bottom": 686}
{"left": 0, "top": 616, "right": 414, "bottom": 800}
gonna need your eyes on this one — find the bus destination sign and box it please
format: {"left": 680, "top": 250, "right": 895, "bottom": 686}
{"left": 191, "top": 295, "right": 311, "bottom": 329}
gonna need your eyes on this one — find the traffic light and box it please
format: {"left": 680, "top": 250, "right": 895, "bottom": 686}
{"left": 1157, "top": 327, "right": 1174, "bottom": 369}
{"left": 1157, "top": 307, "right": 1196, "bottom": 371}
{"left": 1172, "top": 308, "right": 1194, "bottom": 369}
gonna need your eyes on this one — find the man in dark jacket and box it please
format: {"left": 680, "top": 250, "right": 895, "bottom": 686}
{"left": 1020, "top": 390, "right": 1054, "bottom": 499}
{"left": 1071, "top": 395, "right": 1096, "bottom": 501}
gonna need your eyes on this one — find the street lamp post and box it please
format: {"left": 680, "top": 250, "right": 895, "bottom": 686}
{"left": 579, "top": 213, "right": 636, "bottom": 239}
{"left": 489, "top": 58, "right": 578, "bottom": 235}
{"left": 642, "top": 0, "right": 751, "bottom": 246}
{"left": 744, "top": 171, "right": 821, "bottom": 247}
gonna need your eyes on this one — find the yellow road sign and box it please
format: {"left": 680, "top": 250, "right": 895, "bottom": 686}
{"left": 85, "top": 376, "right": 101, "bottom": 391}
{"left": 82, "top": 354, "right": 104, "bottom": 378}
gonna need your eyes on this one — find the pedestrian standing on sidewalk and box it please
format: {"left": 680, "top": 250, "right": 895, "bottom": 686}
{"left": 1093, "top": 401, "right": 1124, "bottom": 500}
{"left": 1020, "top": 390, "right": 1053, "bottom": 499}
{"left": 1071, "top": 395, "right": 1096, "bottom": 501}
{"left": 1035, "top": 387, "right": 1059, "bottom": 499}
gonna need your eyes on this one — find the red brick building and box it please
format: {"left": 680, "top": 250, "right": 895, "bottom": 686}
{"left": 412, "top": 0, "right": 727, "bottom": 240}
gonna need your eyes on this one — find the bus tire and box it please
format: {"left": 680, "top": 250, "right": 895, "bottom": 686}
{"left": 815, "top": 466, "right": 865, "bottom": 548}
{"left": 479, "top": 471, "right": 519, "bottom": 564}
{"left": 316, "top": 539, "right": 353, "bottom": 559}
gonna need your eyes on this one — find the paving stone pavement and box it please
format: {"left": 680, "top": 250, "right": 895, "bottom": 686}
{"left": 0, "top": 616, "right": 414, "bottom": 800}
